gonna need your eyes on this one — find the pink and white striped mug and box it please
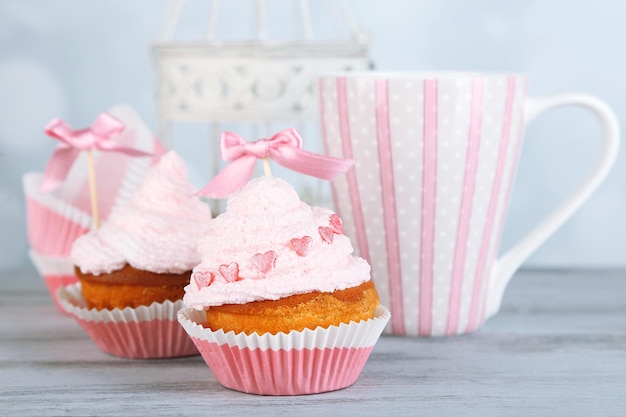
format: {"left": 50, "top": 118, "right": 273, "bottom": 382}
{"left": 319, "top": 72, "right": 619, "bottom": 336}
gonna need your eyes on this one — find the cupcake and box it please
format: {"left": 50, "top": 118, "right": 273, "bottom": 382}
{"left": 58, "top": 151, "right": 212, "bottom": 358}
{"left": 24, "top": 104, "right": 166, "bottom": 313}
{"left": 179, "top": 176, "right": 390, "bottom": 395}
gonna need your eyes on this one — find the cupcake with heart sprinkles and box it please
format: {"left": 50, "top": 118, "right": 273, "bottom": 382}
{"left": 179, "top": 174, "right": 390, "bottom": 395}
{"left": 57, "top": 150, "right": 212, "bottom": 359}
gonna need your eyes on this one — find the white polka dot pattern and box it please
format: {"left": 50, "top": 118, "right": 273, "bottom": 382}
{"left": 388, "top": 79, "right": 424, "bottom": 335}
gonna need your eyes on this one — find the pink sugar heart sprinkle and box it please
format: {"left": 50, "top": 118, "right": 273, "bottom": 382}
{"left": 329, "top": 214, "right": 344, "bottom": 234}
{"left": 251, "top": 251, "right": 277, "bottom": 273}
{"left": 319, "top": 226, "right": 334, "bottom": 244}
{"left": 193, "top": 271, "right": 214, "bottom": 289}
{"left": 289, "top": 236, "right": 313, "bottom": 257}
{"left": 218, "top": 262, "right": 240, "bottom": 282}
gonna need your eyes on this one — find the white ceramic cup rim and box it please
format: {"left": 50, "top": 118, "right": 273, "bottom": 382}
{"left": 319, "top": 71, "right": 527, "bottom": 80}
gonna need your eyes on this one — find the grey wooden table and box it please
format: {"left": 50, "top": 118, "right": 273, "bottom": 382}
{"left": 1, "top": 265, "right": 625, "bottom": 417}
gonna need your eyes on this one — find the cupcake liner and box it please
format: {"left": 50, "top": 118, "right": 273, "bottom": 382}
{"left": 23, "top": 172, "right": 92, "bottom": 257}
{"left": 178, "top": 305, "right": 390, "bottom": 395}
{"left": 57, "top": 283, "right": 198, "bottom": 359}
{"left": 28, "top": 249, "right": 78, "bottom": 314}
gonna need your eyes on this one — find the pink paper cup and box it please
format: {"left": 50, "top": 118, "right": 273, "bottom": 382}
{"left": 177, "top": 306, "right": 390, "bottom": 395}
{"left": 57, "top": 283, "right": 198, "bottom": 359}
{"left": 28, "top": 249, "right": 78, "bottom": 314}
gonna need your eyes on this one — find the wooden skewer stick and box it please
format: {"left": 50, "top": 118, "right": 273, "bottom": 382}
{"left": 263, "top": 157, "right": 272, "bottom": 176}
{"left": 85, "top": 150, "right": 100, "bottom": 230}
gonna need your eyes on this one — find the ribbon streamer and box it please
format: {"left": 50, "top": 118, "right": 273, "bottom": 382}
{"left": 40, "top": 113, "right": 152, "bottom": 193}
{"left": 197, "top": 129, "right": 354, "bottom": 198}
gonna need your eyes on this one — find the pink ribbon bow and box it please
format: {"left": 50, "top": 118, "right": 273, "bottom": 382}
{"left": 197, "top": 129, "right": 354, "bottom": 198}
{"left": 40, "top": 113, "right": 152, "bottom": 193}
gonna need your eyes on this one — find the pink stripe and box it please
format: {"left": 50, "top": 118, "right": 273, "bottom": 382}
{"left": 479, "top": 78, "right": 528, "bottom": 325}
{"left": 337, "top": 77, "right": 371, "bottom": 262}
{"left": 374, "top": 79, "right": 405, "bottom": 335}
{"left": 318, "top": 79, "right": 343, "bottom": 221}
{"left": 466, "top": 77, "right": 517, "bottom": 333}
{"left": 419, "top": 80, "right": 438, "bottom": 336}
{"left": 445, "top": 78, "right": 484, "bottom": 335}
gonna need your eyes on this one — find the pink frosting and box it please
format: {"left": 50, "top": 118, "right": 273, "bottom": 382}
{"left": 183, "top": 176, "right": 371, "bottom": 310}
{"left": 71, "top": 151, "right": 212, "bottom": 275}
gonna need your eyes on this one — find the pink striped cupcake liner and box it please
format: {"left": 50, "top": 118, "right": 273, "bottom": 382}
{"left": 57, "top": 283, "right": 198, "bottom": 359}
{"left": 177, "top": 305, "right": 390, "bottom": 395}
{"left": 23, "top": 172, "right": 92, "bottom": 257}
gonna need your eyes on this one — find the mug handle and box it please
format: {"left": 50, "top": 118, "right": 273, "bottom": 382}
{"left": 486, "top": 94, "right": 620, "bottom": 317}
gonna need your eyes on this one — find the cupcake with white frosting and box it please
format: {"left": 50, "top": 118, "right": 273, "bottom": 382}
{"left": 58, "top": 151, "right": 212, "bottom": 358}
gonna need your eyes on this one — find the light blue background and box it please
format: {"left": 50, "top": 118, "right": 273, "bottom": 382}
{"left": 1, "top": 0, "right": 624, "bottom": 271}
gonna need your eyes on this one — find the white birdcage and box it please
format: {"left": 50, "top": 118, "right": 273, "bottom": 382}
{"left": 151, "top": 0, "right": 372, "bottom": 208}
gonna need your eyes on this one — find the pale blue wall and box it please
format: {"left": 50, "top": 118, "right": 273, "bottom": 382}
{"left": 1, "top": 0, "right": 624, "bottom": 271}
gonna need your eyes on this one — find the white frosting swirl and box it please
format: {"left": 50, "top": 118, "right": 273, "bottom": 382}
{"left": 71, "top": 151, "right": 212, "bottom": 275}
{"left": 183, "top": 176, "right": 371, "bottom": 310}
